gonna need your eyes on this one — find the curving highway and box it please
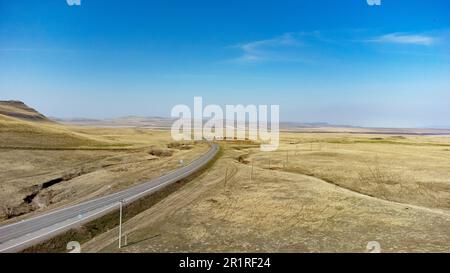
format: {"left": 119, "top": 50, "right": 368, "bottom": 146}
{"left": 0, "top": 143, "right": 219, "bottom": 253}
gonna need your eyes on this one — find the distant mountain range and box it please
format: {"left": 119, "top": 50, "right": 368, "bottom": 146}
{"left": 2, "top": 101, "right": 449, "bottom": 135}
{"left": 54, "top": 116, "right": 450, "bottom": 135}
{"left": 51, "top": 115, "right": 177, "bottom": 128}
{"left": 52, "top": 116, "right": 344, "bottom": 129}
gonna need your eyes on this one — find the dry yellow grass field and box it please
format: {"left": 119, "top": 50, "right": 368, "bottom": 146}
{"left": 81, "top": 133, "right": 450, "bottom": 253}
{"left": 257, "top": 133, "right": 450, "bottom": 211}
{"left": 0, "top": 113, "right": 209, "bottom": 222}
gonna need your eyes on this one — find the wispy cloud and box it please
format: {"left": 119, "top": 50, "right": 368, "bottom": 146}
{"left": 367, "top": 33, "right": 435, "bottom": 46}
{"left": 228, "top": 30, "right": 446, "bottom": 64}
{"left": 231, "top": 33, "right": 303, "bottom": 63}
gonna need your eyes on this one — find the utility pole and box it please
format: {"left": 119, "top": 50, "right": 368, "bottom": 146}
{"left": 118, "top": 200, "right": 123, "bottom": 249}
{"left": 285, "top": 150, "right": 289, "bottom": 168}
{"left": 224, "top": 167, "right": 228, "bottom": 188}
{"left": 251, "top": 160, "right": 254, "bottom": 181}
{"left": 268, "top": 155, "right": 271, "bottom": 169}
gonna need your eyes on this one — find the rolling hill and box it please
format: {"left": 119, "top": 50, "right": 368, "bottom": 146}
{"left": 0, "top": 101, "right": 114, "bottom": 149}
{"left": 0, "top": 101, "right": 51, "bottom": 122}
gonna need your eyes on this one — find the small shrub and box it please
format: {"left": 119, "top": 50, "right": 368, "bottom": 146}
{"left": 149, "top": 147, "right": 173, "bottom": 157}
{"left": 167, "top": 142, "right": 193, "bottom": 150}
{"left": 237, "top": 154, "right": 250, "bottom": 164}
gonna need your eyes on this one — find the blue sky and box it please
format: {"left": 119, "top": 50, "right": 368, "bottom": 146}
{"left": 1, "top": 0, "right": 449, "bottom": 127}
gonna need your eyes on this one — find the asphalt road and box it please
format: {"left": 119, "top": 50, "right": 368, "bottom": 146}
{"left": 0, "top": 143, "right": 219, "bottom": 253}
